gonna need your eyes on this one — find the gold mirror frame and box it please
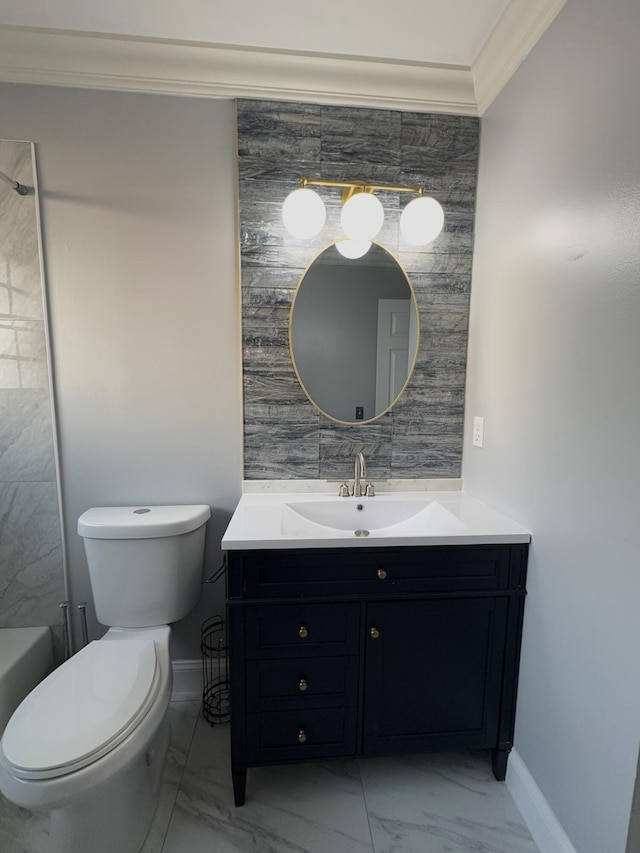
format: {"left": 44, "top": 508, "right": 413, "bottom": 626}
{"left": 289, "top": 241, "right": 420, "bottom": 426}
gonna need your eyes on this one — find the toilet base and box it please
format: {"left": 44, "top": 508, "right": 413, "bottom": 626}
{"left": 47, "top": 715, "right": 170, "bottom": 853}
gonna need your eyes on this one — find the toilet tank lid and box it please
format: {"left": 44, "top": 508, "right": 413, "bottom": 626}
{"left": 78, "top": 505, "right": 211, "bottom": 539}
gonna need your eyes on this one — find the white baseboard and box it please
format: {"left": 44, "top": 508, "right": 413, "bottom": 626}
{"left": 171, "top": 659, "right": 204, "bottom": 702}
{"left": 507, "top": 750, "right": 577, "bottom": 853}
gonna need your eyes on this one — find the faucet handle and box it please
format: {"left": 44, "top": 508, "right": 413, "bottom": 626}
{"left": 338, "top": 482, "right": 351, "bottom": 497}
{"left": 364, "top": 482, "right": 376, "bottom": 497}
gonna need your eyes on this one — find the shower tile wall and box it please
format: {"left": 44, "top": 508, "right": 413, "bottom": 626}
{"left": 237, "top": 100, "right": 478, "bottom": 480}
{"left": 0, "top": 141, "right": 65, "bottom": 658}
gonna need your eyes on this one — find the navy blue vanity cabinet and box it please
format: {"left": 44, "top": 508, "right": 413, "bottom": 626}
{"left": 363, "top": 597, "right": 507, "bottom": 754}
{"left": 226, "top": 544, "right": 528, "bottom": 807}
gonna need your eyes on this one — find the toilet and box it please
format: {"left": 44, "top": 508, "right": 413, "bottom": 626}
{"left": 0, "top": 504, "right": 210, "bottom": 853}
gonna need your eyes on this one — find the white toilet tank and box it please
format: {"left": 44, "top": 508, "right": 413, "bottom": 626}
{"left": 78, "top": 505, "right": 211, "bottom": 628}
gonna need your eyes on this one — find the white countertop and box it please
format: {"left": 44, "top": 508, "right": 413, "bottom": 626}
{"left": 221, "top": 490, "right": 531, "bottom": 550}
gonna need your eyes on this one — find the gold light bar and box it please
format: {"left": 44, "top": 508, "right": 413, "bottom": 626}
{"left": 300, "top": 177, "right": 425, "bottom": 202}
{"left": 283, "top": 177, "right": 444, "bottom": 246}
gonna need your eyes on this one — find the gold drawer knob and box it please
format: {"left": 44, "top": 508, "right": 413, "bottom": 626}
{"left": 377, "top": 568, "right": 387, "bottom": 580}
{"left": 297, "top": 729, "right": 307, "bottom": 743}
{"left": 370, "top": 627, "right": 380, "bottom": 639}
{"left": 298, "top": 625, "right": 308, "bottom": 638}
{"left": 298, "top": 678, "right": 308, "bottom": 692}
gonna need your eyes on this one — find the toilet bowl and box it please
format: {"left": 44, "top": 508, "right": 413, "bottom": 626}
{"left": 0, "top": 504, "right": 210, "bottom": 853}
{"left": 0, "top": 626, "right": 171, "bottom": 852}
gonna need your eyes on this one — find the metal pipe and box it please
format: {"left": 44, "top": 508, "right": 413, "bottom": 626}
{"left": 59, "top": 601, "right": 73, "bottom": 660}
{"left": 77, "top": 602, "right": 89, "bottom": 648}
{"left": 0, "top": 169, "right": 28, "bottom": 195}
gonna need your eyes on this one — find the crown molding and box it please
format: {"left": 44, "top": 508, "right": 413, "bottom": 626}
{"left": 0, "top": 26, "right": 477, "bottom": 115}
{"left": 472, "top": 0, "right": 567, "bottom": 114}
{"left": 0, "top": 2, "right": 567, "bottom": 117}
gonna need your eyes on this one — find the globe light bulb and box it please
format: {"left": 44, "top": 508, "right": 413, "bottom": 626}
{"left": 340, "top": 192, "right": 384, "bottom": 241}
{"left": 400, "top": 196, "right": 445, "bottom": 246}
{"left": 282, "top": 188, "right": 326, "bottom": 239}
{"left": 335, "top": 239, "right": 372, "bottom": 259}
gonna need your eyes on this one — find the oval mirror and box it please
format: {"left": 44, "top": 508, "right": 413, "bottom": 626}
{"left": 290, "top": 242, "right": 419, "bottom": 425}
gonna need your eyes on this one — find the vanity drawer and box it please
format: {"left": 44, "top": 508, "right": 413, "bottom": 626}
{"left": 240, "top": 546, "right": 512, "bottom": 598}
{"left": 245, "top": 603, "right": 360, "bottom": 659}
{"left": 246, "top": 656, "right": 359, "bottom": 711}
{"left": 246, "top": 707, "right": 357, "bottom": 763}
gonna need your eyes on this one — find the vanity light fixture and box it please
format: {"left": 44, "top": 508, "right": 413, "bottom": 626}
{"left": 282, "top": 178, "right": 444, "bottom": 247}
{"left": 340, "top": 191, "right": 384, "bottom": 242}
{"left": 400, "top": 195, "right": 445, "bottom": 246}
{"left": 281, "top": 185, "right": 326, "bottom": 238}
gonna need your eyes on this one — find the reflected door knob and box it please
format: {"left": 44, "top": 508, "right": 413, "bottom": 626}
{"left": 298, "top": 626, "right": 308, "bottom": 638}
{"left": 298, "top": 729, "right": 307, "bottom": 743}
{"left": 298, "top": 678, "right": 308, "bottom": 692}
{"left": 377, "top": 568, "right": 387, "bottom": 580}
{"left": 370, "top": 627, "right": 380, "bottom": 639}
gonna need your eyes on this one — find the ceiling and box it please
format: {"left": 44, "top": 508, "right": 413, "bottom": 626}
{"left": 0, "top": 0, "right": 567, "bottom": 114}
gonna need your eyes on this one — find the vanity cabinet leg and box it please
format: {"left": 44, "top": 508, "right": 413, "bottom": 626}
{"left": 232, "top": 768, "right": 247, "bottom": 807}
{"left": 492, "top": 747, "right": 511, "bottom": 781}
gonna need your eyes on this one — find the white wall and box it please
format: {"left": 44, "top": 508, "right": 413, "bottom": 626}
{"left": 0, "top": 84, "right": 242, "bottom": 660}
{"left": 464, "top": 1, "right": 640, "bottom": 851}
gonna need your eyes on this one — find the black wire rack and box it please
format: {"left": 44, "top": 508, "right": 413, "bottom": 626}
{"left": 200, "top": 559, "right": 230, "bottom": 724}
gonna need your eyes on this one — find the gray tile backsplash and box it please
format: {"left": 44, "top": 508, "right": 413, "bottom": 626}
{"left": 237, "top": 100, "right": 479, "bottom": 480}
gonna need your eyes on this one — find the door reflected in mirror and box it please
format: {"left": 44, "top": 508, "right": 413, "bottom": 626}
{"left": 290, "top": 242, "right": 419, "bottom": 425}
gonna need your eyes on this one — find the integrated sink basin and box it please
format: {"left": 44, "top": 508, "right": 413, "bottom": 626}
{"left": 282, "top": 498, "right": 467, "bottom": 536}
{"left": 222, "top": 490, "right": 531, "bottom": 550}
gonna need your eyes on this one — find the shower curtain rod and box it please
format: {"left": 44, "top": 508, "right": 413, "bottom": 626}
{"left": 0, "top": 169, "right": 28, "bottom": 195}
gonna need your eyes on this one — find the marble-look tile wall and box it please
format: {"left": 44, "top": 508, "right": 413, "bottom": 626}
{"left": 237, "top": 100, "right": 478, "bottom": 480}
{"left": 0, "top": 141, "right": 65, "bottom": 659}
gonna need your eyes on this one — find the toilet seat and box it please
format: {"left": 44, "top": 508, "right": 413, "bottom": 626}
{"left": 2, "top": 638, "right": 160, "bottom": 781}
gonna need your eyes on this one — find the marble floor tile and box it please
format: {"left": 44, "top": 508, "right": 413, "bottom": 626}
{"left": 359, "top": 751, "right": 538, "bottom": 853}
{"left": 141, "top": 699, "right": 201, "bottom": 853}
{"left": 0, "top": 797, "right": 51, "bottom": 853}
{"left": 1, "top": 706, "right": 541, "bottom": 853}
{"left": 162, "top": 718, "right": 374, "bottom": 853}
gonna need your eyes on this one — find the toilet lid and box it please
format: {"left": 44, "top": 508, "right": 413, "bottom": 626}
{"left": 2, "top": 638, "right": 159, "bottom": 780}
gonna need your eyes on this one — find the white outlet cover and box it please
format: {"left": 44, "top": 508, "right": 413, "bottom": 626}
{"left": 473, "top": 416, "right": 484, "bottom": 448}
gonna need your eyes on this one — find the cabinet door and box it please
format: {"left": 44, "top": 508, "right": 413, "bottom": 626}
{"left": 363, "top": 597, "right": 507, "bottom": 755}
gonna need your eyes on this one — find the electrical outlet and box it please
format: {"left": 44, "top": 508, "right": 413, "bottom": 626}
{"left": 473, "top": 416, "right": 485, "bottom": 448}
{"left": 355, "top": 406, "right": 364, "bottom": 420}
